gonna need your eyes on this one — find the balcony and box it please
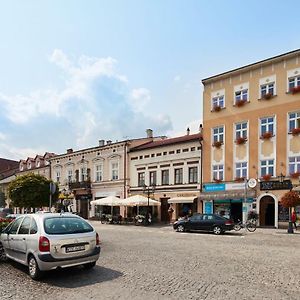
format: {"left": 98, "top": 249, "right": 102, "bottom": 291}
{"left": 69, "top": 180, "right": 91, "bottom": 190}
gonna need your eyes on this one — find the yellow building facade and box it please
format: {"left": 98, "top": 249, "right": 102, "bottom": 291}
{"left": 202, "top": 50, "right": 300, "bottom": 228}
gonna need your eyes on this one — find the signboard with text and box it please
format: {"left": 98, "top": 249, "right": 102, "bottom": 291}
{"left": 260, "top": 180, "right": 292, "bottom": 191}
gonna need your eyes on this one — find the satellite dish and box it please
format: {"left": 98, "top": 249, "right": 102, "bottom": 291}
{"left": 248, "top": 178, "right": 257, "bottom": 188}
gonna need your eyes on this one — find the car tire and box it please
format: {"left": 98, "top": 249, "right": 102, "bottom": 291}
{"left": 83, "top": 262, "right": 96, "bottom": 269}
{"left": 28, "top": 255, "right": 43, "bottom": 280}
{"left": 213, "top": 226, "right": 222, "bottom": 235}
{"left": 0, "top": 242, "right": 7, "bottom": 262}
{"left": 176, "top": 224, "right": 185, "bottom": 232}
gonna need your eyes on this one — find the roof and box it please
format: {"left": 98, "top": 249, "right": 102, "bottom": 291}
{"left": 0, "top": 158, "right": 19, "bottom": 179}
{"left": 202, "top": 49, "right": 300, "bottom": 84}
{"left": 130, "top": 133, "right": 202, "bottom": 151}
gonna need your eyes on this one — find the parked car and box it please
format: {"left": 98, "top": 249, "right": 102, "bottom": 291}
{"left": 0, "top": 213, "right": 101, "bottom": 280}
{"left": 173, "top": 213, "right": 234, "bottom": 235}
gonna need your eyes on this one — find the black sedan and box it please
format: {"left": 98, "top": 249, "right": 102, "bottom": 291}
{"left": 173, "top": 213, "right": 234, "bottom": 235}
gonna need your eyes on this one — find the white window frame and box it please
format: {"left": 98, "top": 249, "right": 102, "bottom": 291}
{"left": 260, "top": 82, "right": 274, "bottom": 98}
{"left": 235, "top": 89, "right": 248, "bottom": 103}
{"left": 149, "top": 171, "right": 157, "bottom": 186}
{"left": 260, "top": 116, "right": 275, "bottom": 135}
{"left": 36, "top": 161, "right": 40, "bottom": 168}
{"left": 138, "top": 172, "right": 145, "bottom": 187}
{"left": 95, "top": 164, "right": 103, "bottom": 182}
{"left": 111, "top": 161, "right": 119, "bottom": 180}
{"left": 288, "top": 111, "right": 300, "bottom": 131}
{"left": 235, "top": 122, "right": 248, "bottom": 139}
{"left": 212, "top": 126, "right": 224, "bottom": 143}
{"left": 161, "top": 169, "right": 169, "bottom": 185}
{"left": 188, "top": 166, "right": 198, "bottom": 184}
{"left": 56, "top": 170, "right": 61, "bottom": 183}
{"left": 288, "top": 75, "right": 300, "bottom": 91}
{"left": 212, "top": 164, "right": 224, "bottom": 181}
{"left": 67, "top": 169, "right": 73, "bottom": 183}
{"left": 260, "top": 159, "right": 274, "bottom": 177}
{"left": 289, "top": 156, "right": 300, "bottom": 174}
{"left": 80, "top": 166, "right": 87, "bottom": 182}
{"left": 212, "top": 95, "right": 225, "bottom": 110}
{"left": 235, "top": 162, "right": 247, "bottom": 179}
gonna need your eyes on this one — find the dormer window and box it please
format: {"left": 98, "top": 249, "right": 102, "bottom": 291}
{"left": 20, "top": 165, "right": 23, "bottom": 171}
{"left": 36, "top": 161, "right": 40, "bottom": 168}
{"left": 28, "top": 163, "right": 31, "bottom": 169}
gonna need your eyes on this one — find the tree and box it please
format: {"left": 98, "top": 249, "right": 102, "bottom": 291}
{"left": 8, "top": 173, "right": 58, "bottom": 209}
{"left": 0, "top": 191, "right": 6, "bottom": 207}
{"left": 281, "top": 191, "right": 300, "bottom": 208}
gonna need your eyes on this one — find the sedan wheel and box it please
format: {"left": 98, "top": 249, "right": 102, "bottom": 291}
{"left": 213, "top": 226, "right": 222, "bottom": 235}
{"left": 177, "top": 224, "right": 185, "bottom": 232}
{"left": 0, "top": 242, "right": 7, "bottom": 262}
{"left": 28, "top": 255, "right": 42, "bottom": 280}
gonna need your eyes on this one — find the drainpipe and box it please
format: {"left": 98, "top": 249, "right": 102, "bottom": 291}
{"left": 123, "top": 141, "right": 128, "bottom": 199}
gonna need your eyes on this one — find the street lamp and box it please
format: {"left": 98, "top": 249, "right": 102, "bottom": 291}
{"left": 143, "top": 183, "right": 156, "bottom": 224}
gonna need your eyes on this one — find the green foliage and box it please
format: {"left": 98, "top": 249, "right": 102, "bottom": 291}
{"left": 8, "top": 173, "right": 58, "bottom": 209}
{"left": 0, "top": 191, "right": 6, "bottom": 207}
{"left": 0, "top": 222, "right": 10, "bottom": 231}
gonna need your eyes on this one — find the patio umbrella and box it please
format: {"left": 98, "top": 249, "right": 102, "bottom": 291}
{"left": 90, "top": 196, "right": 123, "bottom": 215}
{"left": 123, "top": 195, "right": 161, "bottom": 206}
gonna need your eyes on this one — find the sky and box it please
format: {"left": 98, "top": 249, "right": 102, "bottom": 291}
{"left": 0, "top": 0, "right": 299, "bottom": 160}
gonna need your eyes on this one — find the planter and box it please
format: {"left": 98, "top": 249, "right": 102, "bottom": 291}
{"left": 213, "top": 105, "right": 222, "bottom": 112}
{"left": 235, "top": 99, "right": 247, "bottom": 107}
{"left": 235, "top": 137, "right": 247, "bottom": 145}
{"left": 213, "top": 178, "right": 223, "bottom": 183}
{"left": 262, "top": 93, "right": 273, "bottom": 100}
{"left": 235, "top": 177, "right": 245, "bottom": 182}
{"left": 290, "top": 172, "right": 300, "bottom": 179}
{"left": 212, "top": 141, "right": 223, "bottom": 148}
{"left": 262, "top": 174, "right": 271, "bottom": 181}
{"left": 260, "top": 131, "right": 273, "bottom": 140}
{"left": 291, "top": 128, "right": 300, "bottom": 136}
{"left": 291, "top": 86, "right": 300, "bottom": 94}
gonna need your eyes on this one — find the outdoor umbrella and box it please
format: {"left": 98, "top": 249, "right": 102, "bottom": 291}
{"left": 90, "top": 196, "right": 123, "bottom": 215}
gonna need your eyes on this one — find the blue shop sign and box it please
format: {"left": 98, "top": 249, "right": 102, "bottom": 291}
{"left": 203, "top": 183, "right": 226, "bottom": 192}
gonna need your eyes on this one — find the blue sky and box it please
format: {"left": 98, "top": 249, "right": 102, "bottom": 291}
{"left": 0, "top": 0, "right": 299, "bottom": 160}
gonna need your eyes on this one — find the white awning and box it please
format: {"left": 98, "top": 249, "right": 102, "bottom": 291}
{"left": 168, "top": 197, "right": 196, "bottom": 204}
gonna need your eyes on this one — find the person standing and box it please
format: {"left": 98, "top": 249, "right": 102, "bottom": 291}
{"left": 291, "top": 210, "right": 297, "bottom": 230}
{"left": 168, "top": 205, "right": 174, "bottom": 224}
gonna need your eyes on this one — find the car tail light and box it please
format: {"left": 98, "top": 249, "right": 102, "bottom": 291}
{"left": 96, "top": 232, "right": 100, "bottom": 245}
{"left": 225, "top": 220, "right": 233, "bottom": 225}
{"left": 39, "top": 236, "right": 50, "bottom": 252}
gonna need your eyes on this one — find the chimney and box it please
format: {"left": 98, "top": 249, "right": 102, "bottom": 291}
{"left": 186, "top": 127, "right": 190, "bottom": 135}
{"left": 99, "top": 140, "right": 105, "bottom": 146}
{"left": 67, "top": 148, "right": 73, "bottom": 154}
{"left": 146, "top": 128, "right": 153, "bottom": 138}
{"left": 106, "top": 140, "right": 112, "bottom": 145}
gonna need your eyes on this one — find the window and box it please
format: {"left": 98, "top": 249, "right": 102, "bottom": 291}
{"left": 95, "top": 165, "right": 103, "bottom": 182}
{"left": 212, "top": 95, "right": 224, "bottom": 109}
{"left": 80, "top": 167, "right": 87, "bottom": 181}
{"left": 213, "top": 126, "right": 224, "bottom": 143}
{"left": 161, "top": 170, "right": 169, "bottom": 185}
{"left": 163, "top": 152, "right": 167, "bottom": 155}
{"left": 9, "top": 218, "right": 23, "bottom": 235}
{"left": 260, "top": 83, "right": 274, "bottom": 97}
{"left": 28, "top": 163, "right": 31, "bottom": 169}
{"left": 213, "top": 165, "right": 224, "bottom": 181}
{"left": 189, "top": 167, "right": 198, "bottom": 183}
{"left": 289, "top": 156, "right": 300, "bottom": 174}
{"left": 235, "top": 89, "right": 248, "bottom": 102}
{"left": 235, "top": 122, "right": 248, "bottom": 139}
{"left": 174, "top": 168, "right": 183, "bottom": 184}
{"left": 191, "top": 147, "right": 195, "bottom": 151}
{"left": 176, "top": 149, "right": 181, "bottom": 153}
{"left": 18, "top": 217, "right": 31, "bottom": 235}
{"left": 288, "top": 76, "right": 300, "bottom": 91}
{"left": 149, "top": 171, "right": 157, "bottom": 186}
{"left": 30, "top": 219, "right": 38, "bottom": 234}
{"left": 289, "top": 112, "right": 300, "bottom": 131}
{"left": 261, "top": 159, "right": 274, "bottom": 176}
{"left": 138, "top": 172, "right": 145, "bottom": 187}
{"left": 56, "top": 171, "right": 61, "bottom": 183}
{"left": 111, "top": 162, "right": 119, "bottom": 180}
{"left": 67, "top": 169, "right": 73, "bottom": 182}
{"left": 235, "top": 162, "right": 247, "bottom": 179}
{"left": 36, "top": 161, "right": 40, "bottom": 168}
{"left": 261, "top": 117, "right": 274, "bottom": 135}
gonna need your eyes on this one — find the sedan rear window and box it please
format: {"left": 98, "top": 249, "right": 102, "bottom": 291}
{"left": 44, "top": 217, "right": 93, "bottom": 235}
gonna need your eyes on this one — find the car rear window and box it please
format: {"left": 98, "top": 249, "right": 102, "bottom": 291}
{"left": 44, "top": 217, "right": 93, "bottom": 235}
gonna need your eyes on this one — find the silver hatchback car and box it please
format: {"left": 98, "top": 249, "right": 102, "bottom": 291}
{"left": 0, "top": 213, "right": 101, "bottom": 280}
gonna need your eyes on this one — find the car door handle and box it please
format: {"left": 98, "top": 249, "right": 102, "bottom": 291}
{"left": 10, "top": 237, "right": 14, "bottom": 240}
{"left": 22, "top": 238, "right": 26, "bottom": 241}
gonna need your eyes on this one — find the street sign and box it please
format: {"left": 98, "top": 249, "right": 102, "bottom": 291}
{"left": 50, "top": 182, "right": 57, "bottom": 195}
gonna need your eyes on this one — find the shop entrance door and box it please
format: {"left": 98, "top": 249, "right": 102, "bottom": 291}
{"left": 259, "top": 196, "right": 275, "bottom": 227}
{"left": 230, "top": 202, "right": 242, "bottom": 222}
{"left": 160, "top": 198, "right": 169, "bottom": 223}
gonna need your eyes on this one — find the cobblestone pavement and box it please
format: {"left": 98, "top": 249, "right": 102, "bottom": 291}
{"left": 1, "top": 223, "right": 300, "bottom": 300}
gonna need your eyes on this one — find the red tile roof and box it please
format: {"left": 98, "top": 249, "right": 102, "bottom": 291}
{"left": 130, "top": 133, "right": 202, "bottom": 151}
{"left": 0, "top": 158, "right": 19, "bottom": 179}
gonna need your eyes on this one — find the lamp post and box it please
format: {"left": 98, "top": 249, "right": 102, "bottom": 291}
{"left": 143, "top": 184, "right": 156, "bottom": 225}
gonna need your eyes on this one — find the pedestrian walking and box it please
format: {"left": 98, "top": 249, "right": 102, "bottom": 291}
{"left": 291, "top": 210, "right": 297, "bottom": 230}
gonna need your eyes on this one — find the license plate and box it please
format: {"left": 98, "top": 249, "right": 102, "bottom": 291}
{"left": 66, "top": 245, "right": 85, "bottom": 253}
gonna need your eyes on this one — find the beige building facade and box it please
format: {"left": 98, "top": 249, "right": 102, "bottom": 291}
{"left": 129, "top": 131, "right": 202, "bottom": 222}
{"left": 201, "top": 49, "right": 300, "bottom": 228}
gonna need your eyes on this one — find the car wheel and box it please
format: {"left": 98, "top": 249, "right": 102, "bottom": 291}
{"left": 28, "top": 255, "right": 43, "bottom": 280}
{"left": 0, "top": 242, "right": 7, "bottom": 262}
{"left": 177, "top": 224, "right": 185, "bottom": 232}
{"left": 213, "top": 226, "right": 222, "bottom": 235}
{"left": 83, "top": 262, "right": 96, "bottom": 269}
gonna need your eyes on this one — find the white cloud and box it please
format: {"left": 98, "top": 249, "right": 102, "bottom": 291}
{"left": 174, "top": 75, "right": 181, "bottom": 82}
{"left": 0, "top": 132, "right": 6, "bottom": 141}
{"left": 129, "top": 88, "right": 151, "bottom": 112}
{"left": 0, "top": 50, "right": 173, "bottom": 155}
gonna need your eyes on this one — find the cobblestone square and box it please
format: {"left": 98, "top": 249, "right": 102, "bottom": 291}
{"left": 1, "top": 223, "right": 300, "bottom": 300}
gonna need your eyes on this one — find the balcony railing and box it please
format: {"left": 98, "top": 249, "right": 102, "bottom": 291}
{"left": 68, "top": 180, "right": 91, "bottom": 190}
